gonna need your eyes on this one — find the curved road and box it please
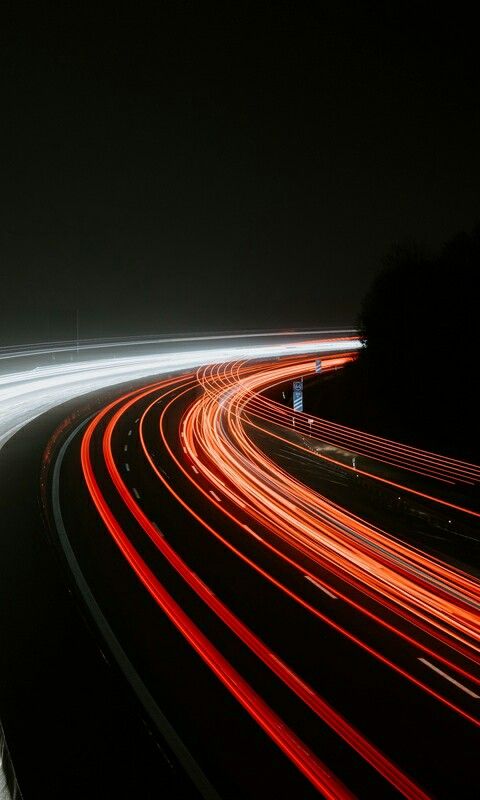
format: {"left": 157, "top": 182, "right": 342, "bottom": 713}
{"left": 1, "top": 334, "right": 479, "bottom": 798}
{"left": 59, "top": 350, "right": 480, "bottom": 797}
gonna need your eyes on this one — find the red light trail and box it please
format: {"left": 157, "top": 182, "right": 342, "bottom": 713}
{"left": 78, "top": 341, "right": 480, "bottom": 797}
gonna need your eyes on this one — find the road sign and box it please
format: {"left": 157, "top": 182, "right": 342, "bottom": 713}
{"left": 293, "top": 378, "right": 303, "bottom": 412}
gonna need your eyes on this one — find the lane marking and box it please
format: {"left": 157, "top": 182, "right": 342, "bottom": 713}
{"left": 304, "top": 575, "right": 337, "bottom": 599}
{"left": 418, "top": 658, "right": 480, "bottom": 699}
{"left": 151, "top": 521, "right": 164, "bottom": 537}
{"left": 128, "top": 429, "right": 132, "bottom": 436}
{"left": 132, "top": 487, "right": 141, "bottom": 499}
{"left": 210, "top": 490, "right": 222, "bottom": 503}
{"left": 191, "top": 464, "right": 199, "bottom": 474}
{"left": 51, "top": 420, "right": 221, "bottom": 800}
{"left": 124, "top": 444, "right": 128, "bottom": 451}
{"left": 125, "top": 463, "right": 130, "bottom": 472}
{"left": 242, "top": 524, "right": 263, "bottom": 541}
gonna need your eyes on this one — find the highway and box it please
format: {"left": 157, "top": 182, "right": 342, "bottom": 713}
{"left": 1, "top": 333, "right": 479, "bottom": 798}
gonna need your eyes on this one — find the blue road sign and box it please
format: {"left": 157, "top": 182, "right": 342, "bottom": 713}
{"left": 293, "top": 379, "right": 303, "bottom": 412}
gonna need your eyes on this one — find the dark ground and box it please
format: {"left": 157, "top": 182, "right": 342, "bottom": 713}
{"left": 0, "top": 384, "right": 200, "bottom": 800}
{"left": 1, "top": 354, "right": 479, "bottom": 798}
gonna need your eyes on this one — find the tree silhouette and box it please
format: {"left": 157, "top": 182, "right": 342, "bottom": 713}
{"left": 357, "top": 225, "right": 480, "bottom": 459}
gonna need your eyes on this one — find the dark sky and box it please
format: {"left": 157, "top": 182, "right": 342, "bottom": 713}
{"left": 1, "top": 3, "right": 479, "bottom": 344}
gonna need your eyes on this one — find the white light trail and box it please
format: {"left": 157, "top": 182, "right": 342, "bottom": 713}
{"left": 0, "top": 333, "right": 361, "bottom": 449}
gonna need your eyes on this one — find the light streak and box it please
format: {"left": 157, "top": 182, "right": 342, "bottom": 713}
{"left": 180, "top": 356, "right": 480, "bottom": 662}
{"left": 0, "top": 334, "right": 359, "bottom": 449}
{"left": 81, "top": 372, "right": 355, "bottom": 800}
{"left": 15, "top": 333, "right": 477, "bottom": 797}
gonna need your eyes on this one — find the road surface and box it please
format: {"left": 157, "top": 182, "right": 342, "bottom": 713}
{"left": 1, "top": 334, "right": 479, "bottom": 798}
{"left": 0, "top": 332, "right": 356, "bottom": 798}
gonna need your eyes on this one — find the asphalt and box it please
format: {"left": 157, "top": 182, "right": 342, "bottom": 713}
{"left": 134, "top": 382, "right": 480, "bottom": 799}
{"left": 0, "top": 381, "right": 202, "bottom": 800}
{"left": 1, "top": 373, "right": 479, "bottom": 799}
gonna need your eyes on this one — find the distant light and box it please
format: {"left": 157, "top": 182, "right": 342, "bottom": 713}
{"left": 0, "top": 334, "right": 361, "bottom": 449}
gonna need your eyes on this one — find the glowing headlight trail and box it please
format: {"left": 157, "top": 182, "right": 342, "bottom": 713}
{"left": 0, "top": 329, "right": 358, "bottom": 363}
{"left": 95, "top": 376, "right": 430, "bottom": 799}
{"left": 245, "top": 393, "right": 480, "bottom": 486}
{"left": 176, "top": 358, "right": 480, "bottom": 668}
{"left": 148, "top": 370, "right": 480, "bottom": 716}
{"left": 0, "top": 333, "right": 360, "bottom": 449}
{"left": 188, "top": 360, "right": 480, "bottom": 656}
{"left": 81, "top": 378, "right": 354, "bottom": 800}
{"left": 224, "top": 364, "right": 480, "bottom": 514}
{"left": 233, "top": 365, "right": 480, "bottom": 602}
{"left": 241, "top": 413, "right": 480, "bottom": 607}
{"left": 193, "top": 360, "right": 480, "bottom": 520}
{"left": 0, "top": 334, "right": 359, "bottom": 799}
{"left": 75, "top": 347, "right": 477, "bottom": 796}
{"left": 245, "top": 411, "right": 480, "bottom": 517}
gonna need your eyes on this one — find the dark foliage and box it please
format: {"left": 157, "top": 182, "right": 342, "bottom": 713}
{"left": 307, "top": 226, "right": 480, "bottom": 462}
{"left": 359, "top": 226, "right": 480, "bottom": 459}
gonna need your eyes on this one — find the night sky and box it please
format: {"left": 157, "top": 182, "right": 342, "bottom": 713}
{"left": 1, "top": 4, "right": 479, "bottom": 345}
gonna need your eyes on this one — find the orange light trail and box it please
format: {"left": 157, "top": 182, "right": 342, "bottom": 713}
{"left": 180, "top": 358, "right": 480, "bottom": 656}
{"left": 81, "top": 373, "right": 355, "bottom": 799}
{"left": 78, "top": 342, "right": 480, "bottom": 797}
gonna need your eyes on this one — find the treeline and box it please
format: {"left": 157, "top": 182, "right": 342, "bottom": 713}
{"left": 308, "top": 225, "right": 480, "bottom": 461}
